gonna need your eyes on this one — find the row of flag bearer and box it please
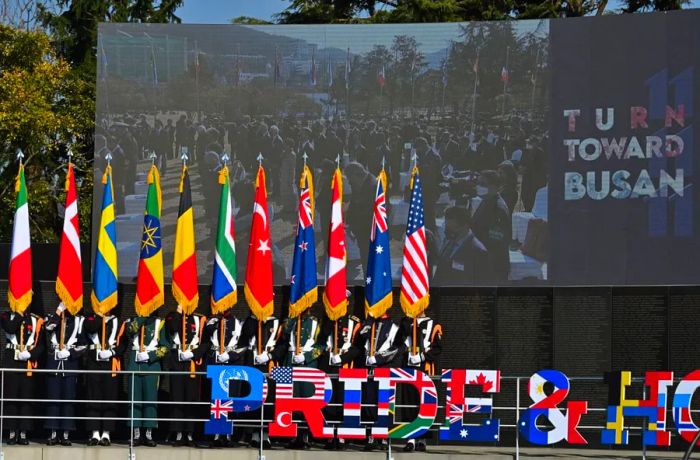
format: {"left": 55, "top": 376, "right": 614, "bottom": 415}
{"left": 3, "top": 150, "right": 442, "bottom": 451}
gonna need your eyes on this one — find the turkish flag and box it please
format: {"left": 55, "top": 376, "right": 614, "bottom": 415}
{"left": 244, "top": 165, "right": 274, "bottom": 320}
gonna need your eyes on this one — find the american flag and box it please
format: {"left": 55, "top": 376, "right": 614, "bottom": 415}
{"left": 400, "top": 167, "right": 429, "bottom": 316}
{"left": 271, "top": 367, "right": 331, "bottom": 401}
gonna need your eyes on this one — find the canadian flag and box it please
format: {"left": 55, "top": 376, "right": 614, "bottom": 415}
{"left": 323, "top": 168, "right": 347, "bottom": 320}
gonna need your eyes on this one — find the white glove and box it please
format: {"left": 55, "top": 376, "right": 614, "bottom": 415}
{"left": 178, "top": 350, "right": 194, "bottom": 361}
{"left": 292, "top": 353, "right": 305, "bottom": 365}
{"left": 17, "top": 350, "right": 31, "bottom": 361}
{"left": 55, "top": 303, "right": 67, "bottom": 315}
{"left": 136, "top": 351, "right": 149, "bottom": 362}
{"left": 56, "top": 349, "right": 71, "bottom": 360}
{"left": 98, "top": 350, "right": 113, "bottom": 360}
{"left": 366, "top": 355, "right": 377, "bottom": 367}
{"left": 254, "top": 352, "right": 270, "bottom": 365}
{"left": 216, "top": 353, "right": 230, "bottom": 363}
{"left": 408, "top": 353, "right": 422, "bottom": 365}
{"left": 330, "top": 354, "right": 342, "bottom": 366}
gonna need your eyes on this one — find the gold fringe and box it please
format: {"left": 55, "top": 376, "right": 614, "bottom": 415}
{"left": 378, "top": 168, "right": 388, "bottom": 194}
{"left": 255, "top": 165, "right": 266, "bottom": 189}
{"left": 323, "top": 294, "right": 347, "bottom": 321}
{"left": 147, "top": 165, "right": 162, "bottom": 212}
{"left": 55, "top": 278, "right": 83, "bottom": 315}
{"left": 178, "top": 165, "right": 187, "bottom": 193}
{"left": 91, "top": 290, "right": 118, "bottom": 317}
{"left": 289, "top": 287, "right": 318, "bottom": 318}
{"left": 65, "top": 163, "right": 72, "bottom": 192}
{"left": 218, "top": 165, "right": 229, "bottom": 185}
{"left": 101, "top": 165, "right": 111, "bottom": 185}
{"left": 244, "top": 283, "right": 273, "bottom": 321}
{"left": 409, "top": 165, "right": 419, "bottom": 189}
{"left": 211, "top": 289, "right": 238, "bottom": 315}
{"left": 172, "top": 283, "right": 199, "bottom": 315}
{"left": 15, "top": 163, "right": 23, "bottom": 193}
{"left": 135, "top": 292, "right": 163, "bottom": 318}
{"left": 364, "top": 291, "right": 393, "bottom": 319}
{"left": 8, "top": 290, "right": 32, "bottom": 315}
{"left": 400, "top": 291, "right": 430, "bottom": 319}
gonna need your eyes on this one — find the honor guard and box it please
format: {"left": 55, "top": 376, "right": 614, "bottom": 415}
{"left": 205, "top": 310, "right": 245, "bottom": 447}
{"left": 124, "top": 314, "right": 168, "bottom": 447}
{"left": 83, "top": 311, "right": 124, "bottom": 446}
{"left": 239, "top": 313, "right": 284, "bottom": 449}
{"left": 400, "top": 313, "right": 442, "bottom": 452}
{"left": 44, "top": 303, "right": 86, "bottom": 446}
{"left": 0, "top": 309, "right": 44, "bottom": 445}
{"left": 280, "top": 310, "right": 323, "bottom": 449}
{"left": 319, "top": 307, "right": 361, "bottom": 450}
{"left": 355, "top": 313, "right": 403, "bottom": 451}
{"left": 164, "top": 306, "right": 207, "bottom": 446}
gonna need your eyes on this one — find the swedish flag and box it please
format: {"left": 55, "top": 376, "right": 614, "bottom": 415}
{"left": 91, "top": 165, "right": 118, "bottom": 315}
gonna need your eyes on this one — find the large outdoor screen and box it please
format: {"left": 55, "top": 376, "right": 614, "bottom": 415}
{"left": 94, "top": 10, "right": 699, "bottom": 287}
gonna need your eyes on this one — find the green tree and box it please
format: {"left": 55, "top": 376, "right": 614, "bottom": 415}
{"left": 0, "top": 24, "right": 94, "bottom": 242}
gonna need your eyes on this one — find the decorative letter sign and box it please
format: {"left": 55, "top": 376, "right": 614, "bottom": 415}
{"left": 601, "top": 371, "right": 673, "bottom": 446}
{"left": 268, "top": 366, "right": 334, "bottom": 438}
{"left": 440, "top": 369, "right": 501, "bottom": 442}
{"left": 673, "top": 370, "right": 700, "bottom": 445}
{"left": 518, "top": 370, "right": 587, "bottom": 445}
{"left": 205, "top": 365, "right": 265, "bottom": 435}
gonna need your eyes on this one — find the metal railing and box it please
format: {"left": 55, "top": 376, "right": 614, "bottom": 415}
{"left": 0, "top": 368, "right": 686, "bottom": 460}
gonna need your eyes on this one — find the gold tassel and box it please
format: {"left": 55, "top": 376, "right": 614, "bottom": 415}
{"left": 218, "top": 165, "right": 229, "bottom": 185}
{"left": 15, "top": 163, "right": 23, "bottom": 193}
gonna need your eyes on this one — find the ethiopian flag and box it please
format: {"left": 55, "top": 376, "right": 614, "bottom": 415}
{"left": 172, "top": 165, "right": 199, "bottom": 314}
{"left": 91, "top": 165, "right": 118, "bottom": 316}
{"left": 8, "top": 162, "right": 32, "bottom": 314}
{"left": 210, "top": 165, "right": 238, "bottom": 314}
{"left": 135, "top": 165, "right": 164, "bottom": 317}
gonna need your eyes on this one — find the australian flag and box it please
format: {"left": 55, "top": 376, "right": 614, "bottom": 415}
{"left": 365, "top": 170, "right": 393, "bottom": 318}
{"left": 289, "top": 165, "right": 318, "bottom": 317}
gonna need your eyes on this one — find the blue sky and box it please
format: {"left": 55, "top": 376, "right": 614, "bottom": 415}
{"left": 177, "top": 0, "right": 291, "bottom": 23}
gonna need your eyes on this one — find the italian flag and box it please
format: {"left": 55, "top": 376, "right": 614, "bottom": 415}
{"left": 9, "top": 163, "right": 32, "bottom": 314}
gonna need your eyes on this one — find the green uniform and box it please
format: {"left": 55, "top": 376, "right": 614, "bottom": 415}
{"left": 124, "top": 316, "right": 168, "bottom": 429}
{"left": 281, "top": 315, "right": 323, "bottom": 368}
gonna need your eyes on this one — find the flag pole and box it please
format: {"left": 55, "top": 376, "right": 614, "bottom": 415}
{"left": 470, "top": 50, "right": 479, "bottom": 136}
{"left": 411, "top": 153, "right": 418, "bottom": 356}
{"left": 501, "top": 46, "right": 510, "bottom": 118}
{"left": 531, "top": 47, "right": 540, "bottom": 114}
{"left": 195, "top": 40, "right": 201, "bottom": 122}
{"left": 256, "top": 153, "right": 264, "bottom": 356}
{"left": 180, "top": 152, "right": 189, "bottom": 353}
{"left": 296, "top": 154, "right": 309, "bottom": 356}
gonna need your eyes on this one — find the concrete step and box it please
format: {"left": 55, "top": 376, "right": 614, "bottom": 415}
{"left": 0, "top": 444, "right": 687, "bottom": 460}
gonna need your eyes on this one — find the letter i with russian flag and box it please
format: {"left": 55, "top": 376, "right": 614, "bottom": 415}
{"left": 55, "top": 152, "right": 83, "bottom": 315}
{"left": 8, "top": 150, "right": 32, "bottom": 314}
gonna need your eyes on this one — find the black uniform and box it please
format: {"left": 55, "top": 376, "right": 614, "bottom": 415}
{"left": 318, "top": 314, "right": 361, "bottom": 448}
{"left": 399, "top": 315, "right": 443, "bottom": 451}
{"left": 164, "top": 311, "right": 208, "bottom": 438}
{"left": 44, "top": 312, "right": 86, "bottom": 438}
{"left": 82, "top": 313, "right": 124, "bottom": 437}
{"left": 204, "top": 313, "right": 245, "bottom": 445}
{"left": 238, "top": 315, "right": 284, "bottom": 446}
{"left": 0, "top": 311, "right": 44, "bottom": 439}
{"left": 352, "top": 314, "right": 403, "bottom": 448}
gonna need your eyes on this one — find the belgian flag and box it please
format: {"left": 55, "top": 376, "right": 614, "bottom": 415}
{"left": 172, "top": 165, "right": 199, "bottom": 313}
